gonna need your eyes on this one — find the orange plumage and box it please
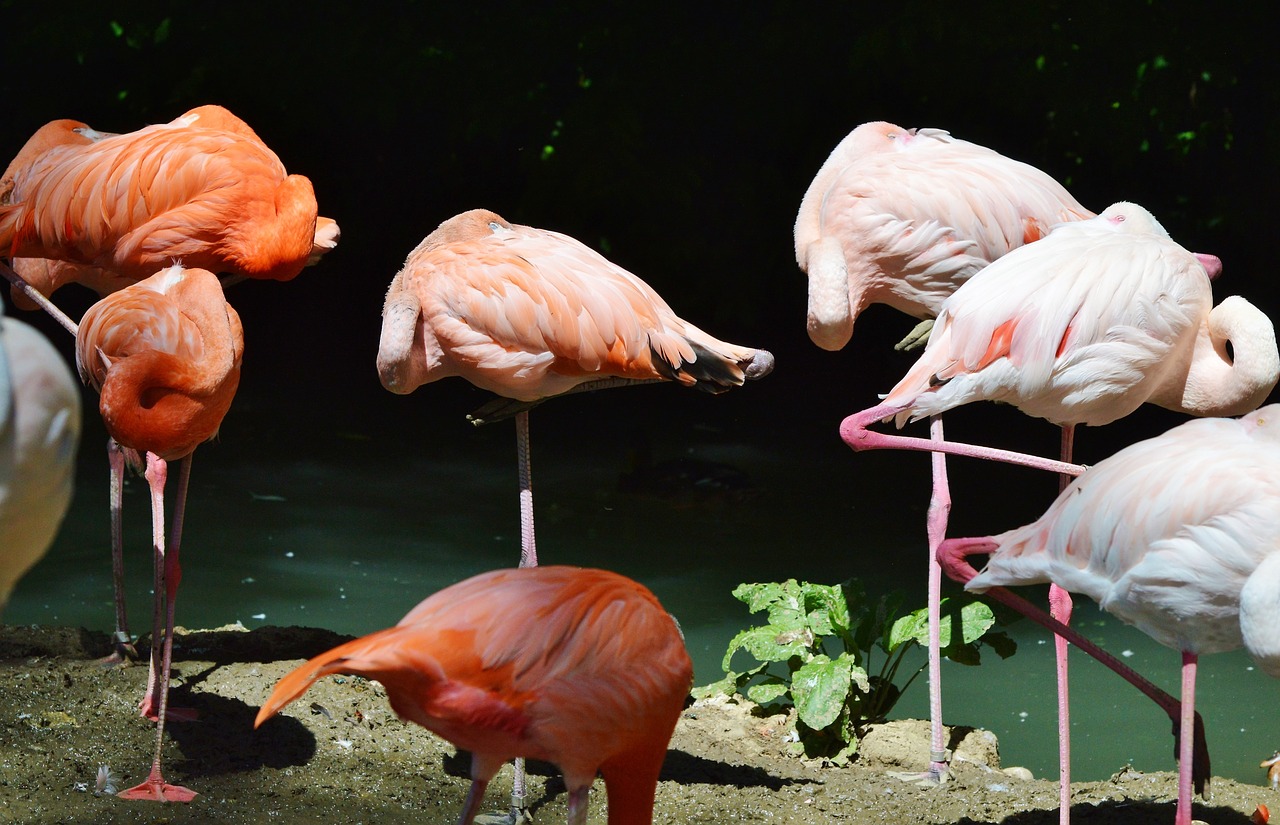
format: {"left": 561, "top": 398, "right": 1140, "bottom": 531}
{"left": 256, "top": 566, "right": 693, "bottom": 825}
{"left": 1, "top": 105, "right": 338, "bottom": 308}
{"left": 76, "top": 264, "right": 242, "bottom": 460}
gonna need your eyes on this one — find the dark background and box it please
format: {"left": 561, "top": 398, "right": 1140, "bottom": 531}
{"left": 3, "top": 1, "right": 1278, "bottom": 529}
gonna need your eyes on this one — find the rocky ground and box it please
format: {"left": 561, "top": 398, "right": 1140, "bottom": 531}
{"left": 0, "top": 623, "right": 1274, "bottom": 824}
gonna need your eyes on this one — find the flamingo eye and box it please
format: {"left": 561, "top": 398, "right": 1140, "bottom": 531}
{"left": 488, "top": 222, "right": 501, "bottom": 231}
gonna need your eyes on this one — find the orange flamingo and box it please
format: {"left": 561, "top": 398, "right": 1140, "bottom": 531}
{"left": 1, "top": 314, "right": 80, "bottom": 611}
{"left": 256, "top": 565, "right": 693, "bottom": 825}
{"left": 941, "top": 405, "right": 1280, "bottom": 825}
{"left": 0, "top": 104, "right": 337, "bottom": 660}
{"left": 1, "top": 104, "right": 340, "bottom": 312}
{"left": 378, "top": 208, "right": 770, "bottom": 819}
{"left": 75, "top": 263, "right": 243, "bottom": 802}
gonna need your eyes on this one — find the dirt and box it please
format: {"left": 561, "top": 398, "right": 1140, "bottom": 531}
{"left": 0, "top": 624, "right": 1274, "bottom": 825}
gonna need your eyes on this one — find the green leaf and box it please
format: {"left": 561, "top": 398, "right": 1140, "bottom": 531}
{"left": 887, "top": 606, "right": 928, "bottom": 651}
{"left": 938, "top": 597, "right": 996, "bottom": 648}
{"left": 721, "top": 624, "right": 810, "bottom": 670}
{"left": 691, "top": 673, "right": 738, "bottom": 699}
{"left": 747, "top": 682, "right": 789, "bottom": 705}
{"left": 790, "top": 654, "right": 853, "bottom": 730}
{"left": 799, "top": 581, "right": 848, "bottom": 636}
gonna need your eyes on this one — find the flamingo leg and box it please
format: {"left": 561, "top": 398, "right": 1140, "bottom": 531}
{"left": 1052, "top": 423, "right": 1076, "bottom": 825}
{"left": 508, "top": 411, "right": 534, "bottom": 822}
{"left": 0, "top": 260, "right": 79, "bottom": 336}
{"left": 841, "top": 404, "right": 1084, "bottom": 477}
{"left": 1176, "top": 651, "right": 1198, "bottom": 825}
{"left": 118, "top": 452, "right": 197, "bottom": 802}
{"left": 925, "top": 415, "right": 951, "bottom": 783}
{"left": 566, "top": 785, "right": 591, "bottom": 825}
{"left": 103, "top": 439, "right": 138, "bottom": 664}
{"left": 939, "top": 538, "right": 1212, "bottom": 795}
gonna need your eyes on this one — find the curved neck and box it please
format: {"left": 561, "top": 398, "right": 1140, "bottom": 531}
{"left": 1154, "top": 295, "right": 1279, "bottom": 417}
{"left": 1241, "top": 553, "right": 1280, "bottom": 678}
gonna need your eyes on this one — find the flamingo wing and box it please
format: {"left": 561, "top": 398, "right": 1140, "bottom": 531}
{"left": 404, "top": 222, "right": 740, "bottom": 399}
{"left": 970, "top": 408, "right": 1280, "bottom": 654}
{"left": 884, "top": 209, "right": 1210, "bottom": 426}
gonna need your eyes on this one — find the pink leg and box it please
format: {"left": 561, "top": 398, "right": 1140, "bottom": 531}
{"left": 118, "top": 453, "right": 196, "bottom": 803}
{"left": 1176, "top": 652, "right": 1198, "bottom": 825}
{"left": 840, "top": 404, "right": 1085, "bottom": 477}
{"left": 515, "top": 410, "right": 536, "bottom": 569}
{"left": 566, "top": 785, "right": 591, "bottom": 825}
{"left": 939, "top": 538, "right": 1211, "bottom": 794}
{"left": 925, "top": 416, "right": 950, "bottom": 782}
{"left": 1052, "top": 424, "right": 1076, "bottom": 825}
{"left": 510, "top": 411, "right": 534, "bottom": 820}
{"left": 0, "top": 260, "right": 79, "bottom": 335}
{"left": 102, "top": 439, "right": 138, "bottom": 664}
{"left": 458, "top": 777, "right": 489, "bottom": 825}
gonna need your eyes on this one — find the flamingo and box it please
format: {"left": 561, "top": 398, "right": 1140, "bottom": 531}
{"left": 843, "top": 201, "right": 1278, "bottom": 460}
{"left": 0, "top": 104, "right": 338, "bottom": 660}
{"left": 796, "top": 120, "right": 1096, "bottom": 786}
{"left": 75, "top": 263, "right": 243, "bottom": 802}
{"left": 0, "top": 104, "right": 340, "bottom": 320}
{"left": 256, "top": 565, "right": 693, "bottom": 825}
{"left": 0, "top": 314, "right": 80, "bottom": 611}
{"left": 378, "top": 207, "right": 771, "bottom": 820}
{"left": 940, "top": 405, "right": 1280, "bottom": 825}
{"left": 794, "top": 121, "right": 1095, "bottom": 352}
{"left": 840, "top": 201, "right": 1277, "bottom": 799}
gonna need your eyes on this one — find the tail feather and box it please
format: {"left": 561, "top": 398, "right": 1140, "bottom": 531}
{"left": 254, "top": 628, "right": 400, "bottom": 728}
{"left": 651, "top": 339, "right": 774, "bottom": 393}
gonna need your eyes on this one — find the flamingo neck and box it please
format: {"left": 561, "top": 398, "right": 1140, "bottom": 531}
{"left": 1153, "top": 295, "right": 1279, "bottom": 417}
{"left": 1240, "top": 553, "right": 1280, "bottom": 678}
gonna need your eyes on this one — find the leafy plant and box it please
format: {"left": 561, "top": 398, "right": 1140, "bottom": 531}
{"left": 694, "top": 578, "right": 1016, "bottom": 764}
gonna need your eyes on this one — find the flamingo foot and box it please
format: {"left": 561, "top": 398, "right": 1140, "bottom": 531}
{"left": 138, "top": 696, "right": 199, "bottom": 723}
{"left": 472, "top": 807, "right": 533, "bottom": 825}
{"left": 887, "top": 762, "right": 950, "bottom": 787}
{"left": 99, "top": 632, "right": 139, "bottom": 666}
{"left": 117, "top": 767, "right": 197, "bottom": 802}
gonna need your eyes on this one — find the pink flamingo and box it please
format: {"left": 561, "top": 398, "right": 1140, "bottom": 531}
{"left": 796, "top": 120, "right": 1094, "bottom": 784}
{"left": 941, "top": 405, "right": 1280, "bottom": 825}
{"left": 256, "top": 566, "right": 693, "bottom": 825}
{"left": 841, "top": 201, "right": 1277, "bottom": 798}
{"left": 76, "top": 264, "right": 243, "bottom": 801}
{"left": 378, "top": 208, "right": 772, "bottom": 819}
{"left": 794, "top": 121, "right": 1094, "bottom": 352}
{"left": 0, "top": 105, "right": 338, "bottom": 661}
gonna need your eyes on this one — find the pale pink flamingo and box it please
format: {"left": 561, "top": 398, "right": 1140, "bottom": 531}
{"left": 0, "top": 314, "right": 80, "bottom": 611}
{"left": 841, "top": 201, "right": 1277, "bottom": 798}
{"left": 256, "top": 565, "right": 693, "bottom": 825}
{"left": 0, "top": 104, "right": 338, "bottom": 660}
{"left": 941, "top": 405, "right": 1280, "bottom": 825}
{"left": 76, "top": 263, "right": 243, "bottom": 801}
{"left": 378, "top": 208, "right": 771, "bottom": 819}
{"left": 794, "top": 121, "right": 1094, "bottom": 352}
{"left": 796, "top": 120, "right": 1095, "bottom": 784}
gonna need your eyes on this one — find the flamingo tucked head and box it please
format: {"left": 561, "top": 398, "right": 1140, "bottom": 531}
{"left": 75, "top": 264, "right": 243, "bottom": 462}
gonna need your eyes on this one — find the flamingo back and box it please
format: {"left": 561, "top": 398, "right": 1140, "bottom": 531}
{"left": 1, "top": 108, "right": 325, "bottom": 282}
{"left": 883, "top": 203, "right": 1214, "bottom": 427}
{"left": 968, "top": 407, "right": 1280, "bottom": 659}
{"left": 256, "top": 565, "right": 692, "bottom": 824}
{"left": 795, "top": 122, "right": 1092, "bottom": 350}
{"left": 378, "top": 209, "right": 772, "bottom": 401}
{"left": 75, "top": 265, "right": 242, "bottom": 460}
